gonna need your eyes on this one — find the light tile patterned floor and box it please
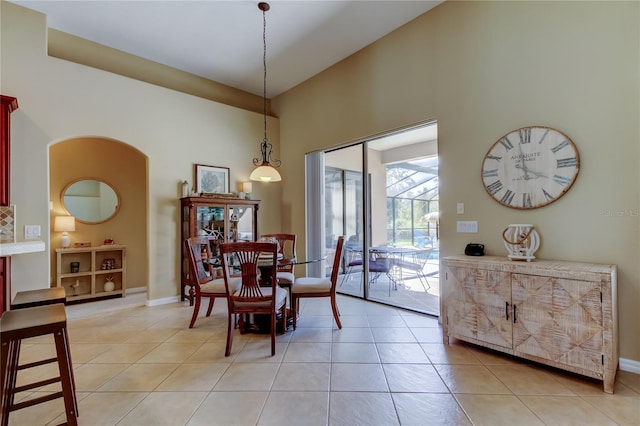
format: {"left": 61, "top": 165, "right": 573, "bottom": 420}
{"left": 7, "top": 293, "right": 640, "bottom": 425}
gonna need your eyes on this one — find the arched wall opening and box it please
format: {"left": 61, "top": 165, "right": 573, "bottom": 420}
{"left": 49, "top": 137, "right": 149, "bottom": 297}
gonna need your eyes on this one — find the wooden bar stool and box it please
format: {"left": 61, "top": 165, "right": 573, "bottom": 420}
{"left": 1, "top": 304, "right": 78, "bottom": 426}
{"left": 11, "top": 287, "right": 66, "bottom": 310}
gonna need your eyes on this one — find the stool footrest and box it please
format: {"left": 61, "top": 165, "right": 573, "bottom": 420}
{"left": 14, "top": 376, "right": 61, "bottom": 393}
{"left": 10, "top": 391, "right": 64, "bottom": 412}
{"left": 17, "top": 357, "right": 57, "bottom": 370}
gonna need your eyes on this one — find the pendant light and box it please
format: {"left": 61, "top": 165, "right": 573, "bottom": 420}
{"left": 250, "top": 2, "right": 282, "bottom": 182}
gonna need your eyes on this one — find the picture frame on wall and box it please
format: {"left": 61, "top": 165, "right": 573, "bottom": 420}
{"left": 195, "top": 164, "right": 230, "bottom": 194}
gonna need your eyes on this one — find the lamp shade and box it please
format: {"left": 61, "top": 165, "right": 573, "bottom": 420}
{"left": 242, "top": 182, "right": 253, "bottom": 193}
{"left": 249, "top": 165, "right": 282, "bottom": 182}
{"left": 54, "top": 216, "right": 76, "bottom": 232}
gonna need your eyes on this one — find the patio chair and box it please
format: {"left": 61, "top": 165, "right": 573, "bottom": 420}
{"left": 340, "top": 244, "right": 363, "bottom": 286}
{"left": 393, "top": 248, "right": 433, "bottom": 292}
{"left": 220, "top": 241, "right": 287, "bottom": 356}
{"left": 369, "top": 250, "right": 397, "bottom": 296}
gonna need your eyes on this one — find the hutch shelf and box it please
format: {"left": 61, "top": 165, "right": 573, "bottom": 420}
{"left": 442, "top": 255, "right": 618, "bottom": 393}
{"left": 55, "top": 245, "right": 126, "bottom": 302}
{"left": 180, "top": 196, "right": 259, "bottom": 302}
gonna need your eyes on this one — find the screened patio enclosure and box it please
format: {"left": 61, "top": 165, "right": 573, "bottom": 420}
{"left": 386, "top": 156, "right": 439, "bottom": 248}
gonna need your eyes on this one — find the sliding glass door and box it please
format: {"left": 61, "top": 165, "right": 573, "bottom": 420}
{"left": 324, "top": 146, "right": 365, "bottom": 298}
{"left": 306, "top": 121, "right": 439, "bottom": 316}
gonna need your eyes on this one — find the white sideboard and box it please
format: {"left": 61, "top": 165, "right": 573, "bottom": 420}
{"left": 441, "top": 255, "right": 618, "bottom": 393}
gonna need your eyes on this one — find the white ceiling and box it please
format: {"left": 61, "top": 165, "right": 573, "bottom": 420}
{"left": 11, "top": 0, "right": 443, "bottom": 98}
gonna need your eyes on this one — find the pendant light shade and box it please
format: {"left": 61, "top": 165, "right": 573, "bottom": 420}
{"left": 250, "top": 2, "right": 281, "bottom": 182}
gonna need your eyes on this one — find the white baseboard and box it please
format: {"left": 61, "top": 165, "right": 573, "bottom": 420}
{"left": 619, "top": 357, "right": 640, "bottom": 374}
{"left": 147, "top": 295, "right": 180, "bottom": 307}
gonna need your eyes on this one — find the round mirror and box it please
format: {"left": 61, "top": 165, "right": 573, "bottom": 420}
{"left": 61, "top": 178, "right": 120, "bottom": 224}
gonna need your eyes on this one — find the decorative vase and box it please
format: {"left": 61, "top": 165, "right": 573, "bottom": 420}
{"left": 104, "top": 277, "right": 115, "bottom": 292}
{"left": 502, "top": 224, "right": 540, "bottom": 262}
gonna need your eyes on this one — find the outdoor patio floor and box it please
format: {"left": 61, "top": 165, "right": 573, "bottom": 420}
{"left": 337, "top": 257, "right": 440, "bottom": 316}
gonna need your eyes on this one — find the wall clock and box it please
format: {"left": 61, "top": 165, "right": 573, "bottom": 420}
{"left": 481, "top": 126, "right": 579, "bottom": 209}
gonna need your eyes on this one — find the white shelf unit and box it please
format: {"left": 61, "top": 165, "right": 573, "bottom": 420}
{"left": 55, "top": 245, "right": 126, "bottom": 302}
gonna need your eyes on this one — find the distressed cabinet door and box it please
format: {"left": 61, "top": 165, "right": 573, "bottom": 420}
{"left": 512, "top": 273, "right": 603, "bottom": 374}
{"left": 444, "top": 265, "right": 478, "bottom": 341}
{"left": 445, "top": 265, "right": 512, "bottom": 348}
{"left": 475, "top": 269, "right": 512, "bottom": 348}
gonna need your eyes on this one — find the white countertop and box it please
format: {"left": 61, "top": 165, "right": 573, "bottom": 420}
{"left": 0, "top": 240, "right": 45, "bottom": 256}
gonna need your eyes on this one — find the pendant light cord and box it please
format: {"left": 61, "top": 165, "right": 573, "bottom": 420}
{"left": 253, "top": 2, "right": 280, "bottom": 171}
{"left": 263, "top": 6, "right": 267, "bottom": 143}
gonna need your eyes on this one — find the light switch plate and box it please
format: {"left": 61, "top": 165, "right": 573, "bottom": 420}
{"left": 25, "top": 225, "right": 41, "bottom": 239}
{"left": 456, "top": 221, "right": 478, "bottom": 233}
{"left": 457, "top": 203, "right": 464, "bottom": 214}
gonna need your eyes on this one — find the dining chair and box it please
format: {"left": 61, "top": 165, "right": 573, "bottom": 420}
{"left": 220, "top": 241, "right": 287, "bottom": 356}
{"left": 184, "top": 237, "right": 240, "bottom": 328}
{"left": 260, "top": 233, "right": 297, "bottom": 285}
{"left": 291, "top": 235, "right": 345, "bottom": 330}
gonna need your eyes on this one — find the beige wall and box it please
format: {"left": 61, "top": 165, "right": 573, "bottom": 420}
{"left": 50, "top": 138, "right": 147, "bottom": 288}
{"left": 273, "top": 1, "right": 640, "bottom": 364}
{"left": 1, "top": 2, "right": 282, "bottom": 302}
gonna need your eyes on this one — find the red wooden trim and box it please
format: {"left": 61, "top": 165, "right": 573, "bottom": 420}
{"left": 0, "top": 95, "right": 18, "bottom": 314}
{"left": 1, "top": 95, "right": 18, "bottom": 206}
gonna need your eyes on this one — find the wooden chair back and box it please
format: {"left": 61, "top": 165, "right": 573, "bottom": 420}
{"left": 329, "top": 236, "right": 345, "bottom": 292}
{"left": 219, "top": 241, "right": 278, "bottom": 311}
{"left": 261, "top": 233, "right": 297, "bottom": 273}
{"left": 184, "top": 237, "right": 217, "bottom": 289}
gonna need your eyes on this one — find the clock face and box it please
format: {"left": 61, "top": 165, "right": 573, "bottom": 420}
{"left": 482, "top": 126, "right": 580, "bottom": 209}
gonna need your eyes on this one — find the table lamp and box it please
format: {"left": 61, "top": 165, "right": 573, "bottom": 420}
{"left": 242, "top": 182, "right": 253, "bottom": 199}
{"left": 54, "top": 216, "right": 75, "bottom": 248}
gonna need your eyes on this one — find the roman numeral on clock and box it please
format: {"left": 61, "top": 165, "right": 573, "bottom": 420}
{"left": 499, "top": 137, "right": 514, "bottom": 151}
{"left": 519, "top": 128, "right": 531, "bottom": 144}
{"left": 542, "top": 188, "right": 554, "bottom": 200}
{"left": 537, "top": 128, "right": 550, "bottom": 144}
{"left": 486, "top": 154, "right": 502, "bottom": 161}
{"left": 483, "top": 169, "right": 498, "bottom": 178}
{"left": 500, "top": 190, "right": 515, "bottom": 205}
{"left": 557, "top": 157, "right": 577, "bottom": 168}
{"left": 553, "top": 175, "right": 572, "bottom": 186}
{"left": 551, "top": 140, "right": 569, "bottom": 153}
{"left": 522, "top": 193, "right": 532, "bottom": 208}
{"left": 487, "top": 180, "right": 503, "bottom": 195}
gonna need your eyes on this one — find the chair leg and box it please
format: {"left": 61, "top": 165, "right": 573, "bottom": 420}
{"left": 189, "top": 296, "right": 202, "bottom": 328}
{"left": 270, "top": 311, "right": 276, "bottom": 356}
{"left": 225, "top": 312, "right": 235, "bottom": 357}
{"left": 418, "top": 272, "right": 431, "bottom": 291}
{"left": 1, "top": 339, "right": 20, "bottom": 426}
{"left": 330, "top": 294, "right": 342, "bottom": 329}
{"left": 205, "top": 297, "right": 215, "bottom": 317}
{"left": 280, "top": 305, "right": 286, "bottom": 334}
{"left": 61, "top": 328, "right": 78, "bottom": 415}
{"left": 54, "top": 330, "right": 78, "bottom": 425}
{"left": 292, "top": 295, "right": 297, "bottom": 330}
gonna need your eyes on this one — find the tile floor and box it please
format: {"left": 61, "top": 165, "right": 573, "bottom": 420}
{"left": 7, "top": 293, "right": 640, "bottom": 425}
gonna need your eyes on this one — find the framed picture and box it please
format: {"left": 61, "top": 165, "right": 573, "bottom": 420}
{"left": 195, "top": 164, "right": 230, "bottom": 194}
